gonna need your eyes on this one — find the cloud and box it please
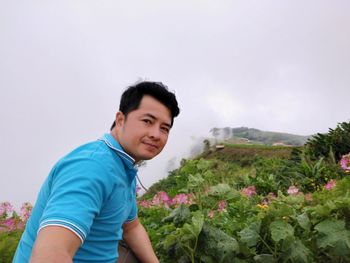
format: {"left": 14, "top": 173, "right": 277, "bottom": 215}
{"left": 205, "top": 89, "right": 244, "bottom": 125}
{"left": 1, "top": 1, "right": 350, "bottom": 206}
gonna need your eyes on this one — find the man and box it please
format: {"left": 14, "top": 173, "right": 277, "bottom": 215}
{"left": 13, "top": 81, "right": 180, "bottom": 262}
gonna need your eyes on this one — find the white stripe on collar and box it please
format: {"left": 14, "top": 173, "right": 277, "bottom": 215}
{"left": 98, "top": 138, "right": 135, "bottom": 165}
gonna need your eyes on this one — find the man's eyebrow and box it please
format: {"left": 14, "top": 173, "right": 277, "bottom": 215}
{"left": 142, "top": 113, "right": 171, "bottom": 127}
{"left": 142, "top": 113, "right": 157, "bottom": 120}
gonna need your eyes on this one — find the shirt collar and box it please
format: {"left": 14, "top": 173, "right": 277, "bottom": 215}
{"left": 98, "top": 133, "right": 136, "bottom": 169}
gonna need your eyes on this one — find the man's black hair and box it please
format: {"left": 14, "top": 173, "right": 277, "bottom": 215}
{"left": 110, "top": 81, "right": 180, "bottom": 130}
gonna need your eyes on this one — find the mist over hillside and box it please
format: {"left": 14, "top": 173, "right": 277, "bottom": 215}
{"left": 210, "top": 127, "right": 311, "bottom": 146}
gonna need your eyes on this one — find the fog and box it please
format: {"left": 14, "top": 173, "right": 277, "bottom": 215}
{"left": 1, "top": 1, "right": 349, "bottom": 207}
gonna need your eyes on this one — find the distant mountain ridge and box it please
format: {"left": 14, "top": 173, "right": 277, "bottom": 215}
{"left": 210, "top": 127, "right": 311, "bottom": 146}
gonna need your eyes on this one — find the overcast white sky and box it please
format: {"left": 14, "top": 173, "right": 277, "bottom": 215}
{"left": 1, "top": 1, "right": 350, "bottom": 208}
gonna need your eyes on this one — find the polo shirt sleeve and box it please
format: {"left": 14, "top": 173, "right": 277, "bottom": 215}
{"left": 38, "top": 158, "right": 114, "bottom": 244}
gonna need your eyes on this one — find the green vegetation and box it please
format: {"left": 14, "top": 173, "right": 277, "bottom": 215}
{"left": 139, "top": 122, "right": 350, "bottom": 262}
{"left": 2, "top": 122, "right": 350, "bottom": 262}
{"left": 305, "top": 121, "right": 350, "bottom": 161}
{"left": 0, "top": 230, "right": 22, "bottom": 263}
{"left": 0, "top": 202, "right": 31, "bottom": 263}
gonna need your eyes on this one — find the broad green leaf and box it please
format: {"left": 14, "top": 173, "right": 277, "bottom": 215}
{"left": 181, "top": 224, "right": 197, "bottom": 242}
{"left": 163, "top": 232, "right": 179, "bottom": 249}
{"left": 209, "top": 183, "right": 231, "bottom": 196}
{"left": 187, "top": 173, "right": 205, "bottom": 189}
{"left": 218, "top": 240, "right": 240, "bottom": 263}
{"left": 177, "top": 211, "right": 204, "bottom": 245}
{"left": 225, "top": 189, "right": 241, "bottom": 200}
{"left": 162, "top": 204, "right": 191, "bottom": 227}
{"left": 281, "top": 235, "right": 295, "bottom": 252}
{"left": 191, "top": 211, "right": 204, "bottom": 237}
{"left": 315, "top": 219, "right": 345, "bottom": 234}
{"left": 269, "top": 203, "right": 295, "bottom": 218}
{"left": 296, "top": 212, "right": 311, "bottom": 231}
{"left": 315, "top": 219, "right": 350, "bottom": 256}
{"left": 270, "top": 221, "right": 294, "bottom": 242}
{"left": 284, "top": 239, "right": 312, "bottom": 263}
{"left": 239, "top": 221, "right": 261, "bottom": 247}
{"left": 198, "top": 224, "right": 239, "bottom": 261}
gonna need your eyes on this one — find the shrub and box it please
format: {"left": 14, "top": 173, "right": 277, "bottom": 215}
{"left": 306, "top": 121, "right": 350, "bottom": 162}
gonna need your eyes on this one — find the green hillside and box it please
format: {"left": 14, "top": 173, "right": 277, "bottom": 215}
{"left": 210, "top": 127, "right": 311, "bottom": 146}
{"left": 139, "top": 122, "right": 350, "bottom": 262}
{"left": 144, "top": 144, "right": 299, "bottom": 198}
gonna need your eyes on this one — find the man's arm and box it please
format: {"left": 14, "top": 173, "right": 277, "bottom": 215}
{"left": 30, "top": 226, "right": 81, "bottom": 263}
{"left": 122, "top": 218, "right": 159, "bottom": 263}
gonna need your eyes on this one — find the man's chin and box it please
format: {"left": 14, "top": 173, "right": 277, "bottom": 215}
{"left": 139, "top": 151, "right": 161, "bottom": 161}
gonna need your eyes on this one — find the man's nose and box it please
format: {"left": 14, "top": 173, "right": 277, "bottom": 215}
{"left": 148, "top": 126, "right": 161, "bottom": 139}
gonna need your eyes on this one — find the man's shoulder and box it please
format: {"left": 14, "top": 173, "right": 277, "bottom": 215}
{"left": 62, "top": 140, "right": 116, "bottom": 163}
{"left": 56, "top": 139, "right": 126, "bottom": 175}
{"left": 45, "top": 140, "right": 126, "bottom": 196}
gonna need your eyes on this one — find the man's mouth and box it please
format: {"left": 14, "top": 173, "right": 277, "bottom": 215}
{"left": 143, "top": 142, "right": 159, "bottom": 149}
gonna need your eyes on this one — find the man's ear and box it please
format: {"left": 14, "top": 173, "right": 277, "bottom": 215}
{"left": 115, "top": 111, "right": 125, "bottom": 128}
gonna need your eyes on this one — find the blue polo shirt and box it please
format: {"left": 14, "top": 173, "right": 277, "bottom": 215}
{"left": 13, "top": 134, "right": 138, "bottom": 262}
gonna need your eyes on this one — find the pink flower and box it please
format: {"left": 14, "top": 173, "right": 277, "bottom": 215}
{"left": 324, "top": 180, "right": 336, "bottom": 190}
{"left": 172, "top": 193, "right": 194, "bottom": 206}
{"left": 138, "top": 192, "right": 195, "bottom": 209}
{"left": 20, "top": 202, "right": 32, "bottom": 222}
{"left": 217, "top": 200, "right": 227, "bottom": 212}
{"left": 287, "top": 186, "right": 299, "bottom": 195}
{"left": 340, "top": 153, "right": 350, "bottom": 172}
{"left": 207, "top": 210, "right": 215, "bottom": 218}
{"left": 241, "top": 186, "right": 256, "bottom": 197}
{"left": 0, "top": 202, "right": 13, "bottom": 216}
{"left": 152, "top": 191, "right": 172, "bottom": 206}
{"left": 138, "top": 200, "right": 152, "bottom": 208}
{"left": 3, "top": 218, "right": 16, "bottom": 231}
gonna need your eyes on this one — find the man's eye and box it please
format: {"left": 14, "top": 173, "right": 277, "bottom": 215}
{"left": 143, "top": 119, "right": 152, "bottom": 124}
{"left": 161, "top": 127, "right": 170, "bottom": 133}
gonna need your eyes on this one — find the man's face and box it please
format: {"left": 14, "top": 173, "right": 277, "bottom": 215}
{"left": 112, "top": 95, "right": 172, "bottom": 163}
